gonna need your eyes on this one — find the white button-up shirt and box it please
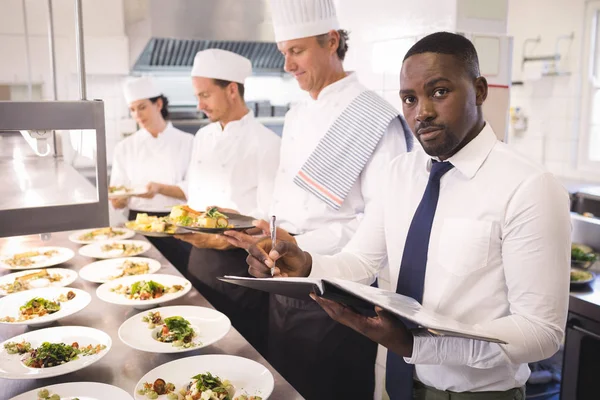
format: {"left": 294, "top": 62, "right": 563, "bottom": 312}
{"left": 270, "top": 73, "right": 408, "bottom": 255}
{"left": 110, "top": 122, "right": 193, "bottom": 212}
{"left": 310, "top": 124, "right": 571, "bottom": 392}
{"left": 182, "top": 112, "right": 281, "bottom": 219}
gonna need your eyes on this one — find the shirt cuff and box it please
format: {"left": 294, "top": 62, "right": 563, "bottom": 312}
{"left": 404, "top": 332, "right": 435, "bottom": 364}
{"left": 307, "top": 254, "right": 328, "bottom": 279}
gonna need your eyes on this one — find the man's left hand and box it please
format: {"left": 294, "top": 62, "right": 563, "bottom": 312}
{"left": 174, "top": 232, "right": 232, "bottom": 250}
{"left": 310, "top": 294, "right": 414, "bottom": 358}
{"left": 136, "top": 182, "right": 162, "bottom": 199}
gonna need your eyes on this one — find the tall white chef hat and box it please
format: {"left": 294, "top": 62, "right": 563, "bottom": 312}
{"left": 191, "top": 49, "right": 252, "bottom": 84}
{"left": 123, "top": 76, "right": 162, "bottom": 104}
{"left": 270, "top": 0, "right": 340, "bottom": 42}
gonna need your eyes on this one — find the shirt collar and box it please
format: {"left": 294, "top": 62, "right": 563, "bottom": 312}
{"left": 140, "top": 121, "right": 173, "bottom": 141}
{"left": 214, "top": 110, "right": 254, "bottom": 134}
{"left": 314, "top": 72, "right": 358, "bottom": 101}
{"left": 427, "top": 122, "right": 497, "bottom": 179}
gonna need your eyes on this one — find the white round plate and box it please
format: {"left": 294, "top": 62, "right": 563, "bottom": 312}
{"left": 119, "top": 305, "right": 231, "bottom": 353}
{"left": 78, "top": 240, "right": 151, "bottom": 259}
{"left": 0, "top": 325, "right": 111, "bottom": 379}
{"left": 68, "top": 227, "right": 136, "bottom": 245}
{"left": 10, "top": 381, "right": 134, "bottom": 400}
{"left": 108, "top": 186, "right": 147, "bottom": 199}
{"left": 0, "top": 247, "right": 75, "bottom": 271}
{"left": 0, "top": 287, "right": 91, "bottom": 327}
{"left": 134, "top": 355, "right": 274, "bottom": 400}
{"left": 0, "top": 268, "right": 78, "bottom": 297}
{"left": 79, "top": 257, "right": 162, "bottom": 284}
{"left": 96, "top": 274, "right": 192, "bottom": 309}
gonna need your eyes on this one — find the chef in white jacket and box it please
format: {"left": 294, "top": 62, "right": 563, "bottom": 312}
{"left": 224, "top": 1, "right": 412, "bottom": 398}
{"left": 110, "top": 76, "right": 193, "bottom": 270}
{"left": 174, "top": 49, "right": 281, "bottom": 354}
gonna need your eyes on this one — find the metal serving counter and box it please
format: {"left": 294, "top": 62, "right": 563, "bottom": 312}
{"left": 0, "top": 231, "right": 303, "bottom": 399}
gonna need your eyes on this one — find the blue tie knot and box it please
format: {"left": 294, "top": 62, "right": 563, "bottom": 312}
{"left": 430, "top": 160, "right": 454, "bottom": 182}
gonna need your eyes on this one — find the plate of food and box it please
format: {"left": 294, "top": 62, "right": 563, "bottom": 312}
{"left": 108, "top": 185, "right": 147, "bottom": 199}
{"left": 125, "top": 213, "right": 188, "bottom": 237}
{"left": 0, "top": 268, "right": 78, "bottom": 296}
{"left": 96, "top": 274, "right": 192, "bottom": 309}
{"left": 10, "top": 382, "right": 134, "bottom": 400}
{"left": 0, "top": 287, "right": 91, "bottom": 327}
{"left": 118, "top": 305, "right": 231, "bottom": 354}
{"left": 572, "top": 243, "right": 597, "bottom": 269}
{"left": 0, "top": 247, "right": 75, "bottom": 271}
{"left": 0, "top": 325, "right": 111, "bottom": 379}
{"left": 570, "top": 268, "right": 595, "bottom": 287}
{"left": 134, "top": 354, "right": 273, "bottom": 400}
{"left": 79, "top": 257, "right": 161, "bottom": 283}
{"left": 78, "top": 240, "right": 151, "bottom": 259}
{"left": 171, "top": 205, "right": 255, "bottom": 234}
{"left": 68, "top": 227, "right": 136, "bottom": 244}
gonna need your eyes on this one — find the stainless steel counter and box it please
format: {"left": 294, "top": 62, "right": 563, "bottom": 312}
{"left": 0, "top": 231, "right": 303, "bottom": 399}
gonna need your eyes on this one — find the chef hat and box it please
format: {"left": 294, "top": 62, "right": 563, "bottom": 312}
{"left": 123, "top": 76, "right": 162, "bottom": 104}
{"left": 191, "top": 49, "right": 252, "bottom": 84}
{"left": 270, "top": 0, "right": 340, "bottom": 42}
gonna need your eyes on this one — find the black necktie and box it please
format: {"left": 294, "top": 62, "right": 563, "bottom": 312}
{"left": 386, "top": 160, "right": 454, "bottom": 399}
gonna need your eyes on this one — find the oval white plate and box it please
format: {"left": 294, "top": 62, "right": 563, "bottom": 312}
{"left": 68, "top": 227, "right": 136, "bottom": 245}
{"left": 0, "top": 268, "right": 78, "bottom": 297}
{"left": 108, "top": 186, "right": 147, "bottom": 199}
{"left": 10, "top": 381, "right": 134, "bottom": 400}
{"left": 96, "top": 274, "right": 192, "bottom": 309}
{"left": 0, "top": 287, "right": 91, "bottom": 327}
{"left": 78, "top": 240, "right": 151, "bottom": 259}
{"left": 0, "top": 326, "right": 111, "bottom": 380}
{"left": 79, "top": 257, "right": 161, "bottom": 284}
{"left": 134, "top": 355, "right": 274, "bottom": 400}
{"left": 0, "top": 247, "right": 75, "bottom": 271}
{"left": 119, "top": 305, "right": 231, "bottom": 353}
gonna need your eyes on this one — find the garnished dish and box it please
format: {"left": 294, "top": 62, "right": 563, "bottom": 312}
{"left": 138, "top": 373, "right": 263, "bottom": 400}
{"left": 101, "top": 242, "right": 144, "bottom": 256}
{"left": 3, "top": 250, "right": 58, "bottom": 268}
{"left": 109, "top": 185, "right": 133, "bottom": 194}
{"left": 3, "top": 340, "right": 106, "bottom": 368}
{"left": 127, "top": 213, "right": 179, "bottom": 235}
{"left": 110, "top": 259, "right": 150, "bottom": 280}
{"left": 0, "top": 268, "right": 75, "bottom": 295}
{"left": 571, "top": 269, "right": 594, "bottom": 284}
{"left": 110, "top": 280, "right": 185, "bottom": 300}
{"left": 79, "top": 227, "right": 127, "bottom": 242}
{"left": 572, "top": 243, "right": 597, "bottom": 268}
{"left": 0, "top": 247, "right": 75, "bottom": 271}
{"left": 10, "top": 382, "right": 133, "bottom": 400}
{"left": 35, "top": 388, "right": 65, "bottom": 400}
{"left": 170, "top": 206, "right": 232, "bottom": 229}
{"left": 0, "top": 291, "right": 75, "bottom": 323}
{"left": 142, "top": 312, "right": 198, "bottom": 349}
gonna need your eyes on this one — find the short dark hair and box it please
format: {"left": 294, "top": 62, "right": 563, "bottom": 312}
{"left": 149, "top": 95, "right": 169, "bottom": 120}
{"left": 316, "top": 29, "right": 350, "bottom": 61}
{"left": 403, "top": 32, "right": 480, "bottom": 79}
{"left": 213, "top": 79, "right": 245, "bottom": 100}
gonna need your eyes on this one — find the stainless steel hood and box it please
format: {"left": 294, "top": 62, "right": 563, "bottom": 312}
{"left": 125, "top": 0, "right": 284, "bottom": 74}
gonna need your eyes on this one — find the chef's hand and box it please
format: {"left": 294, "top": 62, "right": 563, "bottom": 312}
{"left": 174, "top": 232, "right": 232, "bottom": 250}
{"left": 223, "top": 219, "right": 296, "bottom": 250}
{"left": 137, "top": 182, "right": 162, "bottom": 199}
{"left": 246, "top": 238, "right": 311, "bottom": 278}
{"left": 206, "top": 206, "right": 240, "bottom": 215}
{"left": 110, "top": 197, "right": 128, "bottom": 209}
{"left": 310, "top": 295, "right": 414, "bottom": 358}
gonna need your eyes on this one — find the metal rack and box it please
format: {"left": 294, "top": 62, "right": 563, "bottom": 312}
{"left": 521, "top": 32, "right": 575, "bottom": 76}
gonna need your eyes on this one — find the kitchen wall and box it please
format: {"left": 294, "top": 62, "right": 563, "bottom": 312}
{"left": 507, "top": 0, "right": 600, "bottom": 183}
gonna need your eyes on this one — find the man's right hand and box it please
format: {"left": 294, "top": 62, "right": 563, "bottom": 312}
{"left": 247, "top": 239, "right": 313, "bottom": 278}
{"left": 110, "top": 197, "right": 128, "bottom": 209}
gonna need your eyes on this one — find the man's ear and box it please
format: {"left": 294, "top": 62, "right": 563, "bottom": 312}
{"left": 474, "top": 76, "right": 488, "bottom": 106}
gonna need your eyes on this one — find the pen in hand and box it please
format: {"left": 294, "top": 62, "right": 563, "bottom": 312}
{"left": 270, "top": 215, "right": 276, "bottom": 277}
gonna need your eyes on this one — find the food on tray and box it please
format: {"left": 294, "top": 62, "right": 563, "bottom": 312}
{"left": 101, "top": 242, "right": 144, "bottom": 256}
{"left": 110, "top": 259, "right": 150, "bottom": 280}
{"left": 138, "top": 378, "right": 177, "bottom": 399}
{"left": 126, "top": 213, "right": 177, "bottom": 234}
{"left": 153, "top": 315, "right": 197, "bottom": 348}
{"left": 3, "top": 250, "right": 59, "bottom": 268}
{"left": 78, "top": 227, "right": 126, "bottom": 242}
{"left": 572, "top": 243, "right": 597, "bottom": 263}
{"left": 110, "top": 280, "right": 185, "bottom": 300}
{"left": 109, "top": 185, "right": 133, "bottom": 194}
{"left": 170, "top": 206, "right": 232, "bottom": 229}
{"left": 3, "top": 340, "right": 105, "bottom": 368}
{"left": 0, "top": 291, "right": 76, "bottom": 323}
{"left": 571, "top": 269, "right": 594, "bottom": 283}
{"left": 0, "top": 269, "right": 64, "bottom": 294}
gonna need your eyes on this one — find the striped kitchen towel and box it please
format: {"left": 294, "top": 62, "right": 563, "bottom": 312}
{"left": 294, "top": 90, "right": 413, "bottom": 210}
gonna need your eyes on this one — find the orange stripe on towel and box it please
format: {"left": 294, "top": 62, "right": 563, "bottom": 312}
{"left": 298, "top": 170, "right": 343, "bottom": 205}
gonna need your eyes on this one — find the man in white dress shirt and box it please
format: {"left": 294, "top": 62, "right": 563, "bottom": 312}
{"left": 174, "top": 49, "right": 281, "bottom": 355}
{"left": 243, "top": 32, "right": 571, "bottom": 399}
{"left": 224, "top": 0, "right": 412, "bottom": 398}
{"left": 111, "top": 76, "right": 193, "bottom": 270}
